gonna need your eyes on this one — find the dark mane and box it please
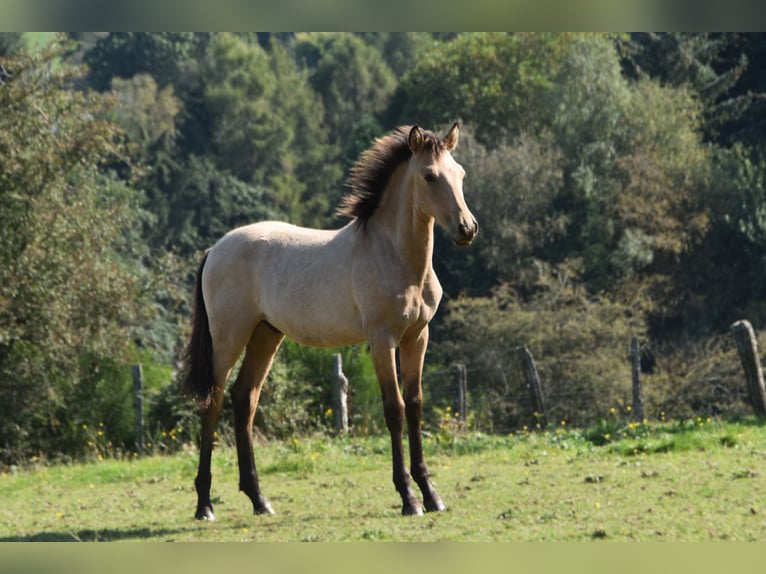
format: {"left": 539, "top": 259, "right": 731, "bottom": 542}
{"left": 338, "top": 125, "right": 444, "bottom": 226}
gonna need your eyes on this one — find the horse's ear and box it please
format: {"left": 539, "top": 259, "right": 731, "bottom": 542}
{"left": 408, "top": 125, "right": 425, "bottom": 153}
{"left": 443, "top": 122, "right": 459, "bottom": 151}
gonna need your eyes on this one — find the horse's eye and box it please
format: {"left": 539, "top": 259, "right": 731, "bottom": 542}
{"left": 424, "top": 173, "right": 437, "bottom": 183}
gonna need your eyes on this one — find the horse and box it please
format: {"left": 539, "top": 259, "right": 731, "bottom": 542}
{"left": 182, "top": 122, "right": 478, "bottom": 520}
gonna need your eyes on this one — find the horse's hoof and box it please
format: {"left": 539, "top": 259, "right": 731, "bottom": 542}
{"left": 254, "top": 500, "right": 275, "bottom": 515}
{"left": 402, "top": 503, "right": 424, "bottom": 516}
{"left": 425, "top": 496, "right": 446, "bottom": 513}
{"left": 195, "top": 506, "right": 216, "bottom": 521}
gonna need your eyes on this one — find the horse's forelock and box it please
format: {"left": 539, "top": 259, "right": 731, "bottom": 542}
{"left": 338, "top": 126, "right": 444, "bottom": 225}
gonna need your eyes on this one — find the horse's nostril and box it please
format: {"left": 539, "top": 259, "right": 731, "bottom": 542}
{"left": 460, "top": 220, "right": 478, "bottom": 239}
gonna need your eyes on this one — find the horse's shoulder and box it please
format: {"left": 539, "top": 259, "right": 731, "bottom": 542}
{"left": 424, "top": 268, "right": 443, "bottom": 305}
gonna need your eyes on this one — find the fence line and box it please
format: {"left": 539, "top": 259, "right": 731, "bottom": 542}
{"left": 180, "top": 326, "right": 762, "bottom": 437}
{"left": 415, "top": 328, "right": 762, "bottom": 431}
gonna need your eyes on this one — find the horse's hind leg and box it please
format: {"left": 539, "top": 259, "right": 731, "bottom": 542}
{"left": 400, "top": 327, "right": 446, "bottom": 512}
{"left": 195, "top": 388, "right": 225, "bottom": 520}
{"left": 194, "top": 335, "right": 246, "bottom": 521}
{"left": 231, "top": 321, "right": 284, "bottom": 515}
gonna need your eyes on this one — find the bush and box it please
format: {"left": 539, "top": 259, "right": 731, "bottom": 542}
{"left": 432, "top": 280, "right": 647, "bottom": 431}
{"left": 257, "top": 341, "right": 381, "bottom": 438}
{"left": 150, "top": 340, "right": 383, "bottom": 450}
{"left": 641, "top": 334, "right": 752, "bottom": 421}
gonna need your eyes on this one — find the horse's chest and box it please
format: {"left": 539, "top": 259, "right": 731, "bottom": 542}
{"left": 399, "top": 280, "right": 441, "bottom": 329}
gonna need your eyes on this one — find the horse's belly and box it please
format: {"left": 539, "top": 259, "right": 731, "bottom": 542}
{"left": 261, "top": 283, "right": 366, "bottom": 348}
{"left": 286, "top": 327, "right": 366, "bottom": 348}
{"left": 270, "top": 308, "right": 366, "bottom": 348}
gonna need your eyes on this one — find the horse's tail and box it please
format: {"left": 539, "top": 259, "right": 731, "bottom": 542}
{"left": 181, "top": 252, "right": 215, "bottom": 406}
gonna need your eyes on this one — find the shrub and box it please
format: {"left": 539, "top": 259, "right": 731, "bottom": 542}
{"left": 433, "top": 281, "right": 647, "bottom": 431}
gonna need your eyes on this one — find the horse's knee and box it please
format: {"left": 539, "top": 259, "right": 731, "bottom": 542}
{"left": 383, "top": 398, "right": 405, "bottom": 432}
{"left": 404, "top": 393, "right": 423, "bottom": 419}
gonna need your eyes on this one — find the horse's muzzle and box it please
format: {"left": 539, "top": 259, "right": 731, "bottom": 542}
{"left": 453, "top": 218, "right": 478, "bottom": 247}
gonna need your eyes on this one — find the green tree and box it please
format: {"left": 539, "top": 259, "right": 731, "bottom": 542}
{"left": 619, "top": 33, "right": 766, "bottom": 333}
{"left": 83, "top": 32, "right": 210, "bottom": 91}
{"left": 296, "top": 33, "right": 396, "bottom": 168}
{"left": 200, "top": 33, "right": 337, "bottom": 226}
{"left": 393, "top": 33, "right": 574, "bottom": 146}
{"left": 355, "top": 32, "right": 434, "bottom": 77}
{"left": 445, "top": 128, "right": 565, "bottom": 297}
{"left": 0, "top": 32, "right": 24, "bottom": 56}
{"left": 110, "top": 74, "right": 182, "bottom": 154}
{"left": 550, "top": 37, "right": 708, "bottom": 292}
{"left": 410, "top": 34, "right": 710, "bottom": 310}
{"left": 620, "top": 33, "right": 755, "bottom": 144}
{"left": 164, "top": 155, "right": 282, "bottom": 254}
{"left": 0, "top": 40, "right": 149, "bottom": 462}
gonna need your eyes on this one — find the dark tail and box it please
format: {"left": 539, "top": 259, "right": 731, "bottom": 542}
{"left": 181, "top": 252, "right": 215, "bottom": 406}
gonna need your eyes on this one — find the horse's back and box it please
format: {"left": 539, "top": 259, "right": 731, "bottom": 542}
{"left": 203, "top": 221, "right": 366, "bottom": 347}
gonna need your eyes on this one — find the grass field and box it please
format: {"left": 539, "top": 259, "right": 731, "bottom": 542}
{"left": 1, "top": 419, "right": 765, "bottom": 542}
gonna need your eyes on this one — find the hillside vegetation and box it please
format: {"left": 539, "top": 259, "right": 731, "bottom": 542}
{"left": 2, "top": 33, "right": 766, "bottom": 464}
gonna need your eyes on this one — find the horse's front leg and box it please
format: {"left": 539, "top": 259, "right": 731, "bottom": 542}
{"left": 400, "top": 326, "right": 446, "bottom": 512}
{"left": 370, "top": 340, "right": 423, "bottom": 516}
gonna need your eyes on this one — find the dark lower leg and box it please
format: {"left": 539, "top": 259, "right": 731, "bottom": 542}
{"left": 400, "top": 327, "right": 445, "bottom": 512}
{"left": 194, "top": 445, "right": 215, "bottom": 520}
{"left": 195, "top": 392, "right": 223, "bottom": 520}
{"left": 405, "top": 397, "right": 445, "bottom": 512}
{"left": 232, "top": 394, "right": 273, "bottom": 515}
{"left": 384, "top": 400, "right": 422, "bottom": 515}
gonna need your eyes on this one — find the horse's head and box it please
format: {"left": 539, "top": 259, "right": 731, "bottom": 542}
{"left": 407, "top": 123, "right": 478, "bottom": 247}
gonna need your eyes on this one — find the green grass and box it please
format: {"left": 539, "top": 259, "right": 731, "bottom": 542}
{"left": 1, "top": 420, "right": 765, "bottom": 541}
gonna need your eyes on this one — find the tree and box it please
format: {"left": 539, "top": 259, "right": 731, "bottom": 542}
{"left": 164, "top": 155, "right": 282, "bottom": 254}
{"left": 392, "top": 33, "right": 575, "bottom": 146}
{"left": 83, "top": 32, "right": 210, "bottom": 91}
{"left": 199, "top": 34, "right": 338, "bottom": 227}
{"left": 355, "top": 32, "right": 434, "bottom": 77}
{"left": 0, "top": 39, "right": 149, "bottom": 462}
{"left": 548, "top": 37, "right": 708, "bottom": 293}
{"left": 295, "top": 33, "right": 396, "bottom": 168}
{"left": 446, "top": 129, "right": 566, "bottom": 297}
{"left": 110, "top": 74, "right": 181, "bottom": 153}
{"left": 620, "top": 33, "right": 758, "bottom": 144}
{"left": 407, "top": 34, "right": 710, "bottom": 310}
{"left": 616, "top": 33, "right": 766, "bottom": 333}
{"left": 0, "top": 33, "right": 24, "bottom": 56}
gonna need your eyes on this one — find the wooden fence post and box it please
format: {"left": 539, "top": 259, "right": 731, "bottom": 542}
{"left": 730, "top": 320, "right": 766, "bottom": 416}
{"left": 630, "top": 337, "right": 644, "bottom": 422}
{"left": 333, "top": 353, "right": 349, "bottom": 433}
{"left": 519, "top": 346, "right": 548, "bottom": 429}
{"left": 454, "top": 363, "right": 467, "bottom": 424}
{"left": 131, "top": 364, "right": 145, "bottom": 456}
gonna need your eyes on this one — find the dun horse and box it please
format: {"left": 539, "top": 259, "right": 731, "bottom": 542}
{"left": 182, "top": 123, "right": 478, "bottom": 520}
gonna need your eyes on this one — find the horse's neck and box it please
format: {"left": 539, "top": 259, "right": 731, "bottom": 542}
{"left": 372, "top": 171, "right": 435, "bottom": 283}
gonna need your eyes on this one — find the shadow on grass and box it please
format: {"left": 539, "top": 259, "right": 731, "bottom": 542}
{"left": 0, "top": 526, "right": 186, "bottom": 542}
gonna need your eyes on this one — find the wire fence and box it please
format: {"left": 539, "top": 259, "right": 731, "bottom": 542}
{"left": 132, "top": 322, "right": 764, "bottom": 449}
{"left": 417, "top": 331, "right": 761, "bottom": 434}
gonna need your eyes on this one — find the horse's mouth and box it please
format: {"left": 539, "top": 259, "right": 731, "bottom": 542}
{"left": 451, "top": 236, "right": 475, "bottom": 248}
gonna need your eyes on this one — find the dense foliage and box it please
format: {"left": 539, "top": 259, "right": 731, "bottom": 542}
{"left": 2, "top": 32, "right": 766, "bottom": 464}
